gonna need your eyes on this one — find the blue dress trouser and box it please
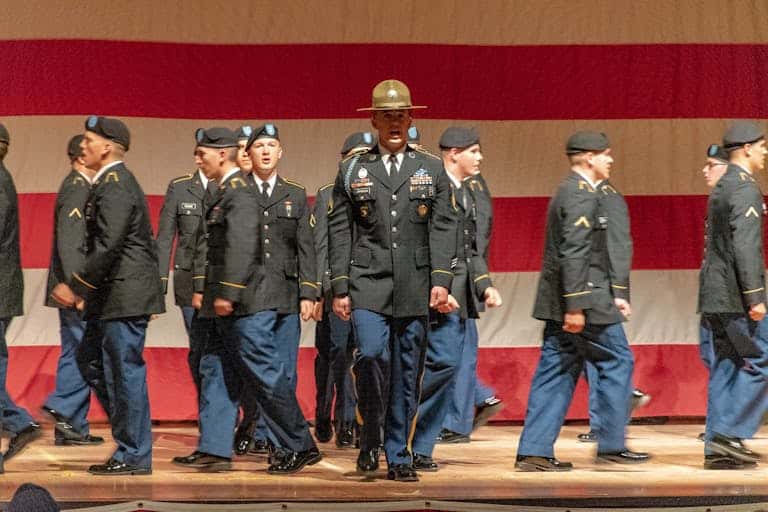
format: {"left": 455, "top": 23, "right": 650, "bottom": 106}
{"left": 703, "top": 313, "right": 768, "bottom": 454}
{"left": 314, "top": 310, "right": 356, "bottom": 427}
{"left": 351, "top": 309, "right": 427, "bottom": 466}
{"left": 442, "top": 319, "right": 495, "bottom": 435}
{"left": 193, "top": 314, "right": 240, "bottom": 458}
{"left": 44, "top": 309, "right": 92, "bottom": 434}
{"left": 0, "top": 318, "right": 33, "bottom": 435}
{"left": 518, "top": 321, "right": 634, "bottom": 458}
{"left": 76, "top": 317, "right": 152, "bottom": 468}
{"left": 412, "top": 312, "right": 465, "bottom": 457}
{"left": 223, "top": 311, "right": 314, "bottom": 453}
{"left": 246, "top": 313, "right": 301, "bottom": 446}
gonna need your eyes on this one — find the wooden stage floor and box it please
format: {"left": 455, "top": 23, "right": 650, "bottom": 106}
{"left": 2, "top": 423, "right": 768, "bottom": 505}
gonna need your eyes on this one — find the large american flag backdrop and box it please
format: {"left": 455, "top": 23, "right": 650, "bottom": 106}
{"left": 1, "top": 0, "right": 766, "bottom": 421}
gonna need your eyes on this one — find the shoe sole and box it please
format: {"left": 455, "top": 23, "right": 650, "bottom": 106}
{"left": 704, "top": 459, "right": 758, "bottom": 470}
{"left": 437, "top": 436, "right": 471, "bottom": 444}
{"left": 577, "top": 435, "right": 597, "bottom": 443}
{"left": 472, "top": 403, "right": 505, "bottom": 432}
{"left": 708, "top": 441, "right": 761, "bottom": 463}
{"left": 631, "top": 395, "right": 652, "bottom": 411}
{"left": 88, "top": 468, "right": 152, "bottom": 476}
{"left": 413, "top": 465, "right": 439, "bottom": 472}
{"left": 595, "top": 455, "right": 651, "bottom": 465}
{"left": 171, "top": 460, "right": 232, "bottom": 472}
{"left": 267, "top": 453, "right": 322, "bottom": 475}
{"left": 514, "top": 461, "right": 571, "bottom": 472}
{"left": 388, "top": 475, "right": 419, "bottom": 482}
{"left": 5, "top": 430, "right": 42, "bottom": 460}
{"left": 55, "top": 438, "right": 105, "bottom": 446}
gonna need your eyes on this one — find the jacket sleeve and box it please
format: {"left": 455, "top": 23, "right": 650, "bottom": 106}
{"left": 217, "top": 188, "right": 260, "bottom": 303}
{"left": 429, "top": 166, "right": 458, "bottom": 290}
{"left": 603, "top": 190, "right": 633, "bottom": 302}
{"left": 70, "top": 182, "right": 135, "bottom": 298}
{"left": 191, "top": 205, "right": 208, "bottom": 294}
{"left": 297, "top": 190, "right": 319, "bottom": 301}
{"left": 469, "top": 181, "right": 493, "bottom": 300}
{"left": 155, "top": 181, "right": 178, "bottom": 294}
{"left": 312, "top": 186, "right": 331, "bottom": 298}
{"left": 328, "top": 164, "right": 352, "bottom": 297}
{"left": 729, "top": 182, "right": 766, "bottom": 306}
{"left": 56, "top": 183, "right": 89, "bottom": 281}
{"left": 558, "top": 188, "right": 598, "bottom": 312}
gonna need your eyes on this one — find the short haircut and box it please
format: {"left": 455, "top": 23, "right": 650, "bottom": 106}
{"left": 0, "top": 142, "right": 8, "bottom": 162}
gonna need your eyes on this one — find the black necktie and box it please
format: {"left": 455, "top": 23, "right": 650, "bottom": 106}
{"left": 388, "top": 154, "right": 398, "bottom": 176}
{"left": 261, "top": 181, "right": 270, "bottom": 201}
{"left": 204, "top": 180, "right": 217, "bottom": 207}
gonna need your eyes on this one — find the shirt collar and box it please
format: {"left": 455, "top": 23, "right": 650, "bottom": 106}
{"left": 572, "top": 169, "right": 601, "bottom": 190}
{"left": 446, "top": 170, "right": 463, "bottom": 189}
{"left": 92, "top": 160, "right": 122, "bottom": 184}
{"left": 734, "top": 163, "right": 753, "bottom": 175}
{"left": 219, "top": 166, "right": 241, "bottom": 185}
{"left": 378, "top": 144, "right": 405, "bottom": 163}
{"left": 252, "top": 172, "right": 278, "bottom": 191}
{"left": 197, "top": 169, "right": 209, "bottom": 189}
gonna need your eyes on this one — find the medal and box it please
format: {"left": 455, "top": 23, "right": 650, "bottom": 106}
{"left": 417, "top": 203, "right": 429, "bottom": 217}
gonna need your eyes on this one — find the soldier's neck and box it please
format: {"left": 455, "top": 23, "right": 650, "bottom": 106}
{"left": 253, "top": 169, "right": 277, "bottom": 182}
{"left": 729, "top": 157, "right": 754, "bottom": 175}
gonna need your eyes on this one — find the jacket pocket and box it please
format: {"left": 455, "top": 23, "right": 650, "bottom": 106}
{"left": 351, "top": 247, "right": 372, "bottom": 268}
{"left": 415, "top": 246, "right": 430, "bottom": 268}
{"left": 284, "top": 258, "right": 298, "bottom": 278}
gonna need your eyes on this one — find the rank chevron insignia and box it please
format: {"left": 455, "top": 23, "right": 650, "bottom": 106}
{"left": 746, "top": 206, "right": 760, "bottom": 218}
{"left": 574, "top": 216, "right": 591, "bottom": 228}
{"left": 68, "top": 207, "right": 82, "bottom": 219}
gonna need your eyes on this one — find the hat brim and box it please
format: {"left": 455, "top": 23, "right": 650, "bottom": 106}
{"left": 356, "top": 105, "right": 428, "bottom": 112}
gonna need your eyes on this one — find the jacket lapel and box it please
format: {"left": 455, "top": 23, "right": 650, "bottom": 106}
{"left": 391, "top": 148, "right": 420, "bottom": 192}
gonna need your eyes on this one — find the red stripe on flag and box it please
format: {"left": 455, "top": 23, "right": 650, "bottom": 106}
{"left": 1, "top": 40, "right": 768, "bottom": 119}
{"left": 19, "top": 193, "right": 707, "bottom": 270}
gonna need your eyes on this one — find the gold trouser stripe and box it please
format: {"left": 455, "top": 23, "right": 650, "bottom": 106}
{"left": 473, "top": 273, "right": 490, "bottom": 283}
{"left": 563, "top": 290, "right": 591, "bottom": 298}
{"left": 743, "top": 287, "right": 765, "bottom": 295}
{"left": 349, "top": 353, "right": 364, "bottom": 427}
{"left": 72, "top": 272, "right": 97, "bottom": 290}
{"left": 406, "top": 333, "right": 429, "bottom": 455}
{"left": 220, "top": 281, "right": 246, "bottom": 289}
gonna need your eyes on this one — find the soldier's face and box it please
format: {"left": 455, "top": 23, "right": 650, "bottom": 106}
{"left": 702, "top": 159, "right": 727, "bottom": 188}
{"left": 248, "top": 138, "right": 282, "bottom": 173}
{"left": 590, "top": 149, "right": 613, "bottom": 180}
{"left": 237, "top": 139, "right": 253, "bottom": 172}
{"left": 372, "top": 110, "right": 411, "bottom": 152}
{"left": 195, "top": 147, "right": 223, "bottom": 179}
{"left": 746, "top": 139, "right": 768, "bottom": 171}
{"left": 454, "top": 144, "right": 483, "bottom": 178}
{"left": 80, "top": 131, "right": 109, "bottom": 171}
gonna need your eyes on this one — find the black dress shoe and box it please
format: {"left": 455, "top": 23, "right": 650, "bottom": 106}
{"left": 250, "top": 438, "right": 269, "bottom": 454}
{"left": 335, "top": 422, "right": 355, "bottom": 448}
{"left": 315, "top": 420, "right": 333, "bottom": 443}
{"left": 515, "top": 454, "right": 573, "bottom": 472}
{"left": 708, "top": 433, "right": 761, "bottom": 463}
{"left": 386, "top": 463, "right": 419, "bottom": 482}
{"left": 5, "top": 423, "right": 41, "bottom": 460}
{"left": 234, "top": 429, "right": 253, "bottom": 456}
{"left": 412, "top": 453, "right": 438, "bottom": 472}
{"left": 631, "top": 388, "right": 652, "bottom": 411}
{"left": 577, "top": 430, "right": 597, "bottom": 443}
{"left": 54, "top": 422, "right": 104, "bottom": 446}
{"left": 172, "top": 451, "right": 232, "bottom": 471}
{"left": 472, "top": 396, "right": 504, "bottom": 431}
{"left": 698, "top": 432, "right": 705, "bottom": 442}
{"left": 267, "top": 447, "right": 322, "bottom": 474}
{"left": 356, "top": 448, "right": 380, "bottom": 474}
{"left": 436, "top": 429, "right": 470, "bottom": 444}
{"left": 705, "top": 454, "right": 758, "bottom": 470}
{"left": 89, "top": 459, "right": 152, "bottom": 475}
{"left": 596, "top": 450, "right": 651, "bottom": 464}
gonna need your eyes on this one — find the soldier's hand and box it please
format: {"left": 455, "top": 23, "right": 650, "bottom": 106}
{"left": 214, "top": 298, "right": 234, "bottom": 317}
{"left": 333, "top": 296, "right": 351, "bottom": 321}
{"left": 312, "top": 299, "right": 324, "bottom": 321}
{"left": 300, "top": 299, "right": 315, "bottom": 321}
{"left": 51, "top": 283, "right": 76, "bottom": 308}
{"left": 437, "top": 294, "right": 460, "bottom": 313}
{"left": 563, "top": 310, "right": 585, "bottom": 333}
{"left": 750, "top": 302, "right": 767, "bottom": 321}
{"left": 192, "top": 293, "right": 203, "bottom": 310}
{"left": 429, "top": 286, "right": 450, "bottom": 309}
{"left": 484, "top": 287, "right": 503, "bottom": 308}
{"left": 614, "top": 298, "right": 632, "bottom": 318}
{"left": 74, "top": 296, "right": 85, "bottom": 312}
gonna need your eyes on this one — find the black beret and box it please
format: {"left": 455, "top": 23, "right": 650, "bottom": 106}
{"left": 195, "top": 127, "right": 238, "bottom": 148}
{"left": 439, "top": 126, "right": 480, "bottom": 150}
{"left": 707, "top": 143, "right": 729, "bottom": 163}
{"left": 565, "top": 131, "right": 610, "bottom": 155}
{"left": 7, "top": 483, "right": 60, "bottom": 512}
{"left": 407, "top": 126, "right": 421, "bottom": 144}
{"left": 85, "top": 116, "right": 130, "bottom": 150}
{"left": 245, "top": 123, "right": 279, "bottom": 151}
{"left": 236, "top": 125, "right": 254, "bottom": 140}
{"left": 340, "top": 131, "right": 375, "bottom": 156}
{"left": 722, "top": 120, "right": 764, "bottom": 150}
{"left": 0, "top": 123, "right": 8, "bottom": 144}
{"left": 67, "top": 134, "right": 84, "bottom": 159}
